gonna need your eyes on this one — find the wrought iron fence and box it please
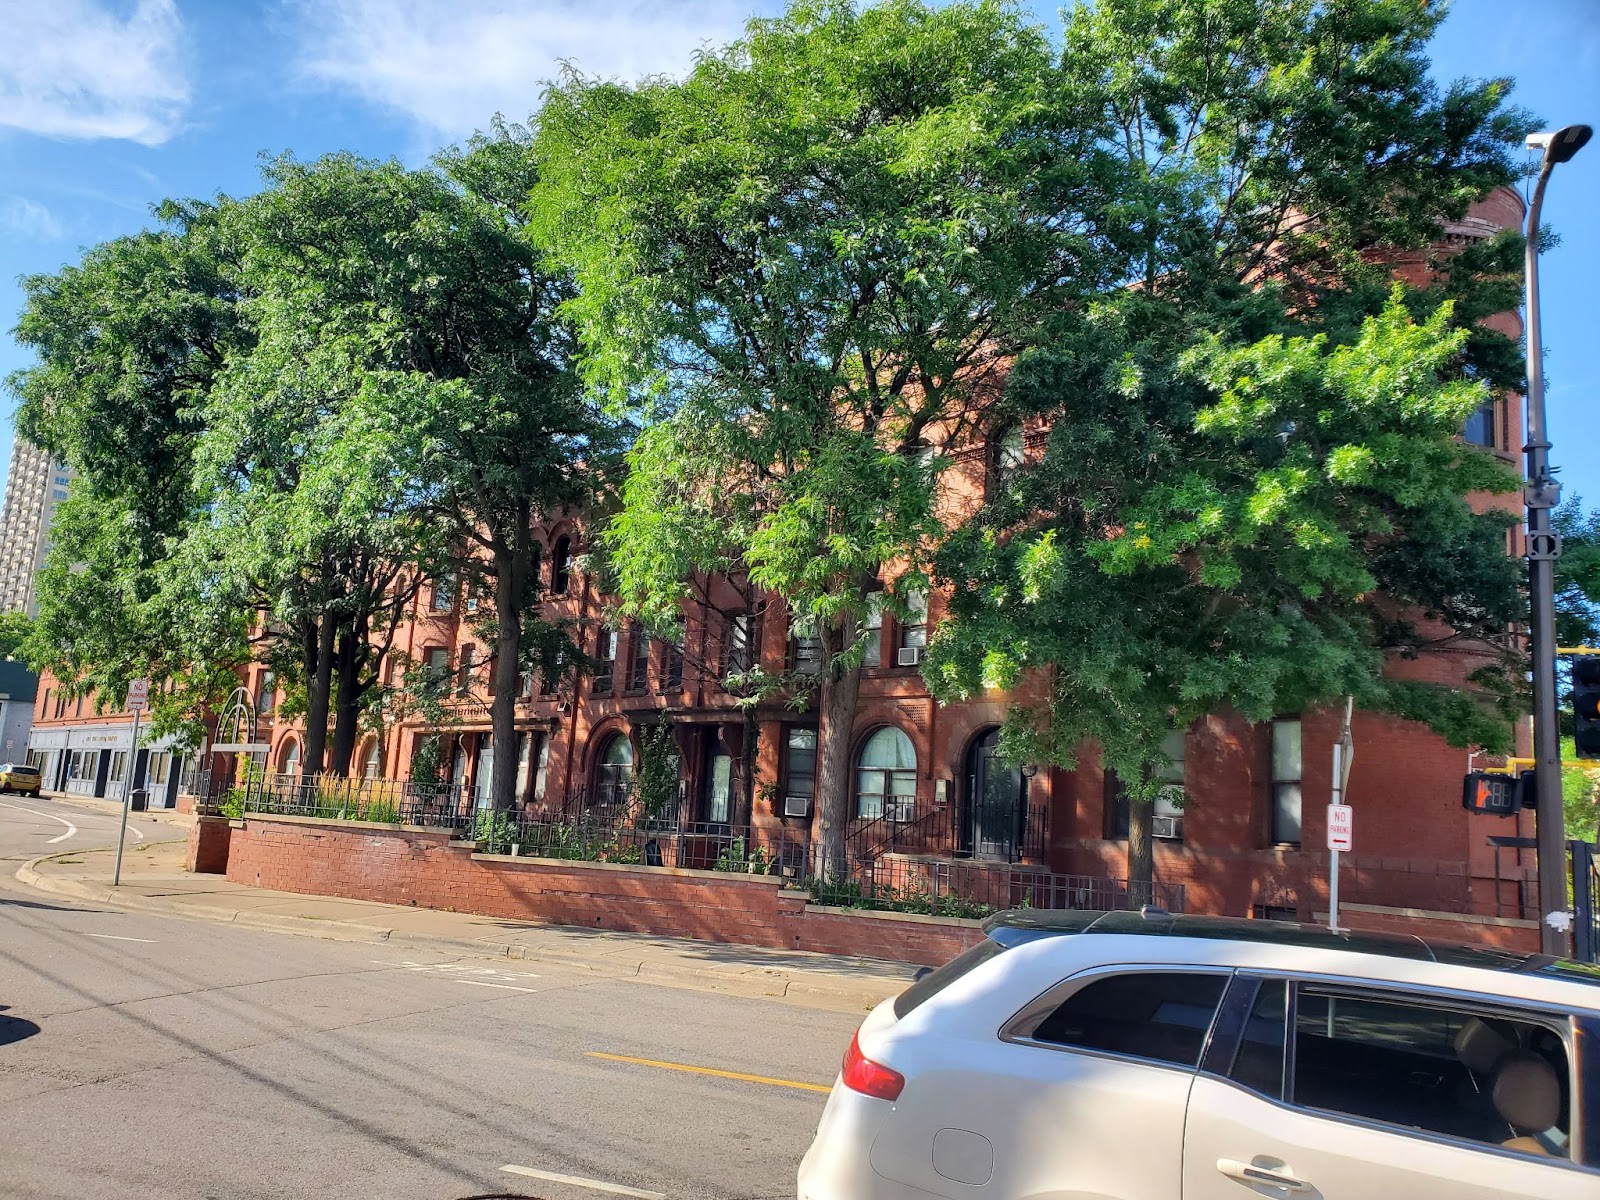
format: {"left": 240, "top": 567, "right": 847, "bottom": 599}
{"left": 807, "top": 844, "right": 1184, "bottom": 918}
{"left": 196, "top": 771, "right": 471, "bottom": 830}
{"left": 845, "top": 799, "right": 1049, "bottom": 864}
{"left": 461, "top": 812, "right": 812, "bottom": 878}
{"left": 209, "top": 775, "right": 1185, "bottom": 918}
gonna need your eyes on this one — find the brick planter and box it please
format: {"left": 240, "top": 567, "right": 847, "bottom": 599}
{"left": 224, "top": 814, "right": 983, "bottom": 966}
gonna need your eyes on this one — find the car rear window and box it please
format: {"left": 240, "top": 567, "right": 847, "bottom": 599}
{"left": 10, "top": 765, "right": 39, "bottom": 774}
{"left": 894, "top": 937, "right": 1007, "bottom": 1019}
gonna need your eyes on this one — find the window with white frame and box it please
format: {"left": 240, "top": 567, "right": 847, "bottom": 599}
{"left": 862, "top": 593, "right": 883, "bottom": 668}
{"left": 898, "top": 590, "right": 928, "bottom": 661}
{"left": 855, "top": 726, "right": 917, "bottom": 821}
{"left": 593, "top": 628, "right": 618, "bottom": 694}
{"left": 431, "top": 573, "right": 455, "bottom": 612}
{"left": 1271, "top": 718, "right": 1303, "bottom": 845}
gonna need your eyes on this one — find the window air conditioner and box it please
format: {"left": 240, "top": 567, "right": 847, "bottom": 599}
{"left": 783, "top": 794, "right": 811, "bottom": 819}
{"left": 897, "top": 646, "right": 922, "bottom": 667}
{"left": 1152, "top": 814, "right": 1184, "bottom": 840}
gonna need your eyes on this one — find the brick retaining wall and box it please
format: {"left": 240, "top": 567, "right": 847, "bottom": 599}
{"left": 224, "top": 815, "right": 984, "bottom": 966}
{"left": 186, "top": 814, "right": 232, "bottom": 874}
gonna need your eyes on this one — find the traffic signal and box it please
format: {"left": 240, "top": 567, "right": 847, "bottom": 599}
{"left": 1462, "top": 772, "right": 1522, "bottom": 815}
{"left": 1575, "top": 656, "right": 1600, "bottom": 761}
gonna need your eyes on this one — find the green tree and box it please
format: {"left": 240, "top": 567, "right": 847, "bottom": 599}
{"left": 533, "top": 0, "right": 1113, "bottom": 868}
{"left": 929, "top": 0, "right": 1532, "bottom": 896}
{"left": 1554, "top": 498, "right": 1600, "bottom": 651}
{"left": 9, "top": 203, "right": 249, "bottom": 743}
{"left": 226, "top": 145, "right": 601, "bottom": 808}
{"left": 187, "top": 155, "right": 451, "bottom": 777}
{"left": 0, "top": 611, "right": 34, "bottom": 662}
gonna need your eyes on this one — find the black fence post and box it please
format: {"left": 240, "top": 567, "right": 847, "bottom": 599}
{"left": 1572, "top": 840, "right": 1598, "bottom": 963}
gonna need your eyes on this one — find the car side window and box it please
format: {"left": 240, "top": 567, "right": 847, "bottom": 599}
{"left": 1292, "top": 989, "right": 1571, "bottom": 1161}
{"left": 1227, "top": 978, "right": 1288, "bottom": 1100}
{"left": 1032, "top": 972, "right": 1228, "bottom": 1068}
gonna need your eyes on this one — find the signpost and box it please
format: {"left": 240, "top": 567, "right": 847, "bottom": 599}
{"left": 1327, "top": 697, "right": 1355, "bottom": 933}
{"left": 112, "top": 679, "right": 148, "bottom": 887}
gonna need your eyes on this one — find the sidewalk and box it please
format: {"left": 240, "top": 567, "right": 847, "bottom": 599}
{"left": 15, "top": 840, "right": 920, "bottom": 1013}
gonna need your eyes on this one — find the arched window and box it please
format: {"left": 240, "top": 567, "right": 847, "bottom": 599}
{"left": 360, "top": 738, "right": 382, "bottom": 780}
{"left": 593, "top": 733, "right": 634, "bottom": 809}
{"left": 551, "top": 536, "right": 572, "bottom": 595}
{"left": 856, "top": 727, "right": 916, "bottom": 821}
{"left": 278, "top": 737, "right": 301, "bottom": 776}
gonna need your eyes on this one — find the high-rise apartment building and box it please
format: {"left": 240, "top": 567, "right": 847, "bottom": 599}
{"left": 0, "top": 436, "right": 71, "bottom": 615}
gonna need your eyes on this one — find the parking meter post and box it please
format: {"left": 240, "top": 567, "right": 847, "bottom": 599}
{"left": 112, "top": 707, "right": 140, "bottom": 887}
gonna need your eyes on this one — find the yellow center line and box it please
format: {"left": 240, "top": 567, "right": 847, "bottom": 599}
{"left": 586, "top": 1051, "right": 833, "bottom": 1094}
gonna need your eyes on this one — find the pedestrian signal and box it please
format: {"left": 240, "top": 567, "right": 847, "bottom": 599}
{"left": 1462, "top": 772, "right": 1521, "bottom": 816}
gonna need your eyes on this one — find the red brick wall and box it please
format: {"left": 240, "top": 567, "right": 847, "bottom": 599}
{"left": 1330, "top": 905, "right": 1539, "bottom": 953}
{"left": 225, "top": 815, "right": 983, "bottom": 966}
{"left": 186, "top": 815, "right": 232, "bottom": 874}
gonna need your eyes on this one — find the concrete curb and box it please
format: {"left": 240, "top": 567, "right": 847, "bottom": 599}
{"left": 13, "top": 854, "right": 900, "bottom": 1013}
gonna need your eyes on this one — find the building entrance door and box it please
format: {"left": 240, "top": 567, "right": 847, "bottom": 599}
{"left": 967, "top": 728, "right": 1025, "bottom": 861}
{"left": 702, "top": 745, "right": 732, "bottom": 826}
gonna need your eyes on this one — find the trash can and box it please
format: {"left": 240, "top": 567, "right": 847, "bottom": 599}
{"left": 130, "top": 787, "right": 150, "bottom": 812}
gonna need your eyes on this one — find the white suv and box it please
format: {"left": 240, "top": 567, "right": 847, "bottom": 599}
{"left": 798, "top": 909, "right": 1599, "bottom": 1199}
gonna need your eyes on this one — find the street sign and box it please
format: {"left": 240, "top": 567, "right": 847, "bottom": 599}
{"left": 1326, "top": 803, "right": 1353, "bottom": 853}
{"left": 126, "top": 678, "right": 150, "bottom": 712}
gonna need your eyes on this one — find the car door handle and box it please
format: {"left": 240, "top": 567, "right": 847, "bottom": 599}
{"left": 1216, "top": 1157, "right": 1312, "bottom": 1193}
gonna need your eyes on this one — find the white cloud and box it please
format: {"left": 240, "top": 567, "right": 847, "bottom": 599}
{"left": 291, "top": 0, "right": 757, "bottom": 141}
{"left": 0, "top": 0, "right": 188, "bottom": 145}
{"left": 0, "top": 196, "right": 64, "bottom": 240}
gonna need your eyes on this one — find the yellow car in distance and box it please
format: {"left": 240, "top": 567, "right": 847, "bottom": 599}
{"left": 0, "top": 763, "right": 43, "bottom": 796}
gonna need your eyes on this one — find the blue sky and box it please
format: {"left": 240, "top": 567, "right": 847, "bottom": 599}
{"left": 1, "top": 0, "right": 1596, "bottom": 504}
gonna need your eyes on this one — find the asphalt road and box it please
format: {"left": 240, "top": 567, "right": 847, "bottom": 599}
{"left": 0, "top": 796, "right": 860, "bottom": 1199}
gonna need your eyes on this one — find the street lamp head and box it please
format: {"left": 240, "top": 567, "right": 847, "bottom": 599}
{"left": 1526, "top": 124, "right": 1592, "bottom": 166}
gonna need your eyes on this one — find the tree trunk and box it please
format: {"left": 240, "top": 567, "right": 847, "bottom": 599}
{"left": 329, "top": 629, "right": 365, "bottom": 776}
{"left": 1127, "top": 792, "right": 1154, "bottom": 909}
{"left": 811, "top": 613, "right": 861, "bottom": 880}
{"left": 302, "top": 610, "right": 337, "bottom": 777}
{"left": 490, "top": 512, "right": 530, "bottom": 813}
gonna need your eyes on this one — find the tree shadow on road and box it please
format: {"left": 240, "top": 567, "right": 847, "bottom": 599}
{"left": 0, "top": 894, "right": 108, "bottom": 914}
{"left": 0, "top": 1004, "right": 41, "bottom": 1045}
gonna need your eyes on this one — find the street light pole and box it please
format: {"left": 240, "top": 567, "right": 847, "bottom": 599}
{"left": 1523, "top": 124, "right": 1591, "bottom": 957}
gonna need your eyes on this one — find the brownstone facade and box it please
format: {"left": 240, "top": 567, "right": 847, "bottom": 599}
{"left": 30, "top": 187, "right": 1539, "bottom": 950}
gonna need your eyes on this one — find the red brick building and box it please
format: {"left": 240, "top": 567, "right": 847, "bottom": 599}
{"left": 29, "top": 188, "right": 1539, "bottom": 947}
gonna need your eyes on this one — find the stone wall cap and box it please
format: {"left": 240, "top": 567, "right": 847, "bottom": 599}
{"left": 471, "top": 850, "right": 786, "bottom": 885}
{"left": 240, "top": 812, "right": 446, "bottom": 837}
{"left": 1321, "top": 903, "right": 1538, "bottom": 929}
{"left": 803, "top": 902, "right": 985, "bottom": 929}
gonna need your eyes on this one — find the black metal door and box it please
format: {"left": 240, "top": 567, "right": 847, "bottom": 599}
{"left": 968, "top": 728, "right": 1024, "bottom": 861}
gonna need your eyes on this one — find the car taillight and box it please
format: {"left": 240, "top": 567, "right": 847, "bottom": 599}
{"left": 841, "top": 1029, "right": 904, "bottom": 1101}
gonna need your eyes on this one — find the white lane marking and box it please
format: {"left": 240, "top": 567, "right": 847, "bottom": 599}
{"left": 369, "top": 960, "right": 541, "bottom": 980}
{"left": 500, "top": 1165, "right": 665, "bottom": 1198}
{"left": 0, "top": 798, "right": 145, "bottom": 841}
{"left": 0, "top": 801, "right": 78, "bottom": 843}
{"left": 82, "top": 933, "right": 157, "bottom": 943}
{"left": 452, "top": 979, "right": 540, "bottom": 993}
